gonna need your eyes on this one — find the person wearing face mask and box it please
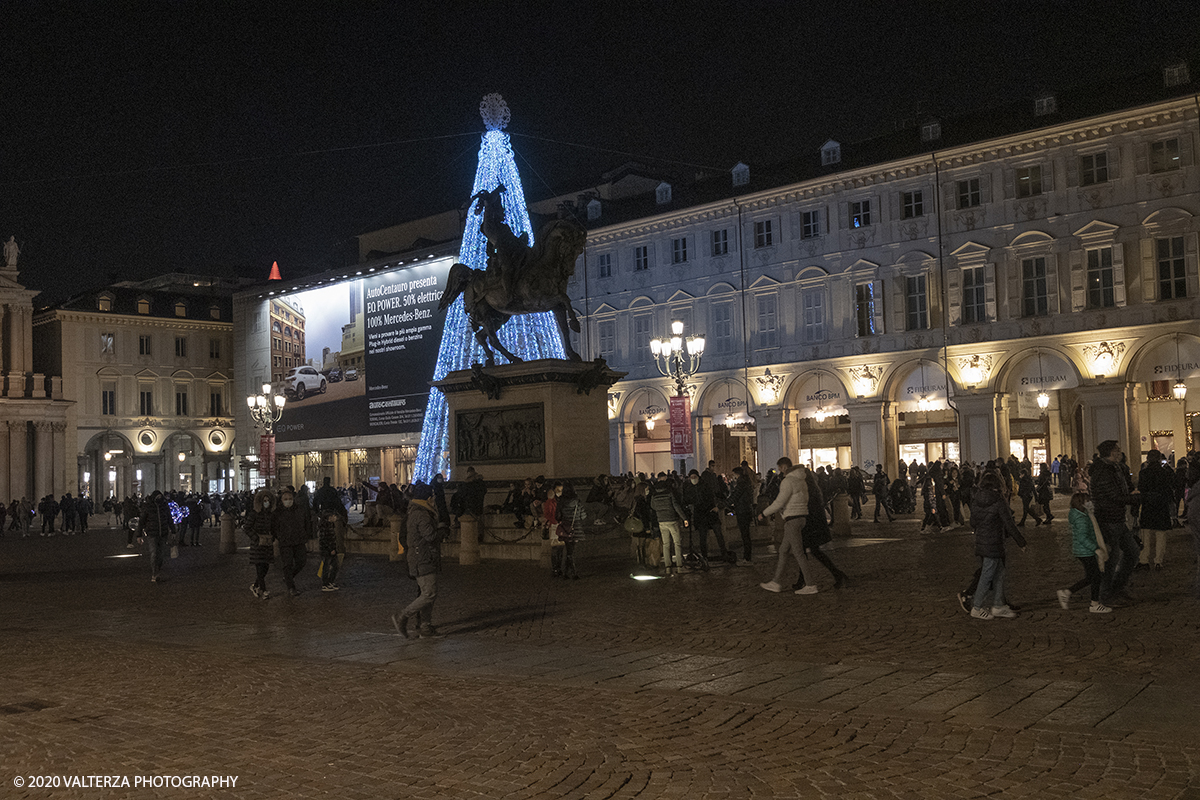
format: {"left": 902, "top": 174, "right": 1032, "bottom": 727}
{"left": 757, "top": 457, "right": 817, "bottom": 594}
{"left": 245, "top": 488, "right": 277, "bottom": 599}
{"left": 274, "top": 487, "right": 313, "bottom": 597}
{"left": 682, "top": 469, "right": 733, "bottom": 564}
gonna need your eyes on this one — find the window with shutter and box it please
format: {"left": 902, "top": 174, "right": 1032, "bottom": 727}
{"left": 756, "top": 294, "right": 778, "bottom": 349}
{"left": 962, "top": 267, "right": 987, "bottom": 324}
{"left": 1021, "top": 257, "right": 1049, "bottom": 316}
{"left": 1086, "top": 248, "right": 1115, "bottom": 308}
{"left": 905, "top": 275, "right": 928, "bottom": 330}
{"left": 1150, "top": 139, "right": 1181, "bottom": 173}
{"left": 801, "top": 288, "right": 826, "bottom": 343}
{"left": 1157, "top": 236, "right": 1187, "bottom": 299}
{"left": 855, "top": 282, "right": 879, "bottom": 336}
{"left": 957, "top": 179, "right": 982, "bottom": 209}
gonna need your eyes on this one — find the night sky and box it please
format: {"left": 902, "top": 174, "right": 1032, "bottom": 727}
{"left": 5, "top": 1, "right": 1199, "bottom": 304}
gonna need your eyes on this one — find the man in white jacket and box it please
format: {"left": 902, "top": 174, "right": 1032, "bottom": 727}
{"left": 757, "top": 457, "right": 818, "bottom": 595}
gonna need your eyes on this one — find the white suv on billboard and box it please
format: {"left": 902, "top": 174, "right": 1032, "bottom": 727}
{"left": 284, "top": 366, "right": 326, "bottom": 400}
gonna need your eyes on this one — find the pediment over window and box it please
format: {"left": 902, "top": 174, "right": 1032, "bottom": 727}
{"left": 592, "top": 302, "right": 619, "bottom": 315}
{"left": 848, "top": 258, "right": 881, "bottom": 273}
{"left": 950, "top": 241, "right": 992, "bottom": 265}
{"left": 747, "top": 275, "right": 781, "bottom": 289}
{"left": 1142, "top": 207, "right": 1193, "bottom": 227}
{"left": 135, "top": 368, "right": 159, "bottom": 379}
{"left": 1009, "top": 230, "right": 1055, "bottom": 249}
{"left": 895, "top": 250, "right": 936, "bottom": 264}
{"left": 205, "top": 371, "right": 231, "bottom": 382}
{"left": 796, "top": 266, "right": 830, "bottom": 282}
{"left": 1072, "top": 220, "right": 1119, "bottom": 242}
{"left": 629, "top": 295, "right": 656, "bottom": 309}
{"left": 171, "top": 370, "right": 196, "bottom": 380}
{"left": 706, "top": 282, "right": 738, "bottom": 295}
{"left": 667, "top": 290, "right": 694, "bottom": 302}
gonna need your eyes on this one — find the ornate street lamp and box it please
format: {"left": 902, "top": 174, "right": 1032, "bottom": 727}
{"left": 246, "top": 383, "right": 286, "bottom": 483}
{"left": 648, "top": 320, "right": 704, "bottom": 473}
{"left": 649, "top": 320, "right": 705, "bottom": 397}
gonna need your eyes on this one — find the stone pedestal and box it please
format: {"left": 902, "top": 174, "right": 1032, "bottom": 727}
{"left": 433, "top": 358, "right": 626, "bottom": 483}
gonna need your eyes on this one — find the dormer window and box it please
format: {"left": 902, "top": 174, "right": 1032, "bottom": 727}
{"left": 586, "top": 198, "right": 601, "bottom": 221}
{"left": 920, "top": 121, "right": 941, "bottom": 142}
{"left": 137, "top": 298, "right": 150, "bottom": 315}
{"left": 210, "top": 304, "right": 221, "bottom": 320}
{"left": 1164, "top": 62, "right": 1190, "bottom": 87}
{"left": 821, "top": 140, "right": 841, "bottom": 166}
{"left": 655, "top": 182, "right": 672, "bottom": 205}
{"left": 174, "top": 300, "right": 187, "bottom": 317}
{"left": 731, "top": 162, "right": 749, "bottom": 187}
{"left": 1035, "top": 94, "right": 1057, "bottom": 116}
{"left": 97, "top": 293, "right": 114, "bottom": 312}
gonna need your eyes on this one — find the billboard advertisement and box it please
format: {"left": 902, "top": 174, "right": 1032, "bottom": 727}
{"left": 270, "top": 260, "right": 450, "bottom": 442}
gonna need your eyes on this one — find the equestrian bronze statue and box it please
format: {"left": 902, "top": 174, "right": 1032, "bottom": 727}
{"left": 438, "top": 184, "right": 587, "bottom": 366}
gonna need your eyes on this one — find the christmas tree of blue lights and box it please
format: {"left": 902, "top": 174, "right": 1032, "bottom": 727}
{"left": 414, "top": 94, "right": 566, "bottom": 481}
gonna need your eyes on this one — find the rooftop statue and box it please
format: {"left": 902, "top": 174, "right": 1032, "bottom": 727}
{"left": 4, "top": 236, "right": 18, "bottom": 269}
{"left": 438, "top": 183, "right": 586, "bottom": 366}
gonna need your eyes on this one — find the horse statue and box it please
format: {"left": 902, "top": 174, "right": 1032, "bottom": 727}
{"left": 438, "top": 184, "right": 587, "bottom": 366}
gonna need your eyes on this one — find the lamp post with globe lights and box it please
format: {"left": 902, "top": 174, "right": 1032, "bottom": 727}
{"left": 648, "top": 320, "right": 705, "bottom": 473}
{"left": 246, "top": 383, "right": 286, "bottom": 485}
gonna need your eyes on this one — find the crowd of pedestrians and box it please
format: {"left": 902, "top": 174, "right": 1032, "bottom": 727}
{"left": 8, "top": 441, "right": 1199, "bottom": 640}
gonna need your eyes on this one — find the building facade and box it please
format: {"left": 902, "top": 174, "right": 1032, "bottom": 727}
{"left": 33, "top": 274, "right": 239, "bottom": 500}
{"left": 2, "top": 263, "right": 70, "bottom": 504}
{"left": 567, "top": 92, "right": 1200, "bottom": 477}
{"left": 268, "top": 297, "right": 306, "bottom": 385}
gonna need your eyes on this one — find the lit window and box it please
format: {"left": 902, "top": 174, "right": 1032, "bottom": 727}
{"left": 1016, "top": 166, "right": 1043, "bottom": 198}
{"left": 1151, "top": 138, "right": 1181, "bottom": 173}
{"left": 175, "top": 301, "right": 186, "bottom": 317}
{"left": 855, "top": 283, "right": 877, "bottom": 336}
{"left": 850, "top": 200, "right": 871, "bottom": 228}
{"left": 1086, "top": 248, "right": 1115, "bottom": 309}
{"left": 137, "top": 298, "right": 150, "bottom": 315}
{"left": 97, "top": 295, "right": 112, "bottom": 312}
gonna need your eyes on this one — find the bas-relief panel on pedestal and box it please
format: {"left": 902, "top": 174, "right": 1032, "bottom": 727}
{"left": 455, "top": 403, "right": 545, "bottom": 465}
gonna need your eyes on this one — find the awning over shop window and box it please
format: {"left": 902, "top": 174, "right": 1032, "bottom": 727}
{"left": 898, "top": 361, "right": 952, "bottom": 413}
{"left": 1007, "top": 350, "right": 1079, "bottom": 391}
{"left": 1133, "top": 336, "right": 1200, "bottom": 383}
{"left": 794, "top": 372, "right": 848, "bottom": 419}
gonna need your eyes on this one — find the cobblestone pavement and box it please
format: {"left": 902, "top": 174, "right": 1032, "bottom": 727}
{"left": 3, "top": 504, "right": 1199, "bottom": 799}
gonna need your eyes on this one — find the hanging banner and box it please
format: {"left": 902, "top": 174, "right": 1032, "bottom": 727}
{"left": 669, "top": 395, "right": 693, "bottom": 456}
{"left": 259, "top": 434, "right": 276, "bottom": 477}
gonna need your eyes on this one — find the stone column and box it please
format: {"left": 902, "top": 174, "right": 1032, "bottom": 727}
{"left": 51, "top": 422, "right": 67, "bottom": 496}
{"left": 1073, "top": 383, "right": 1133, "bottom": 462}
{"left": 782, "top": 408, "right": 802, "bottom": 464}
{"left": 846, "top": 400, "right": 898, "bottom": 474}
{"left": 955, "top": 393, "right": 1002, "bottom": 464}
{"left": 612, "top": 419, "right": 635, "bottom": 475}
{"left": 33, "top": 421, "right": 52, "bottom": 501}
{"left": 9, "top": 422, "right": 26, "bottom": 501}
{"left": 0, "top": 419, "right": 8, "bottom": 503}
{"left": 693, "top": 415, "right": 713, "bottom": 471}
